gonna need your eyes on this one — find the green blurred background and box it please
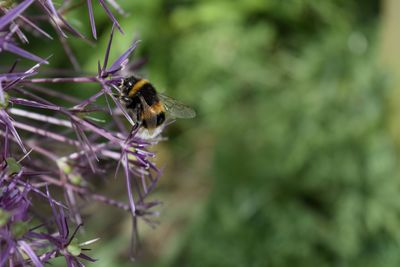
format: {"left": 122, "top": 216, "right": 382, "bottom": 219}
{"left": 35, "top": 0, "right": 400, "bottom": 266}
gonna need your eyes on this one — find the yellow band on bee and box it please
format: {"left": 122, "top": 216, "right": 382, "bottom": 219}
{"left": 128, "top": 79, "right": 148, "bottom": 96}
{"left": 151, "top": 101, "right": 165, "bottom": 113}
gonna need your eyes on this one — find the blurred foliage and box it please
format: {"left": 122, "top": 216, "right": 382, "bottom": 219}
{"left": 29, "top": 0, "right": 400, "bottom": 266}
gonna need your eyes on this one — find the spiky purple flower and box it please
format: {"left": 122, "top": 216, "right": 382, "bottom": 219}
{"left": 0, "top": 0, "right": 167, "bottom": 265}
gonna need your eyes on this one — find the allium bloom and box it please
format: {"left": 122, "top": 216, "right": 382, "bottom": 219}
{"left": 0, "top": 0, "right": 166, "bottom": 265}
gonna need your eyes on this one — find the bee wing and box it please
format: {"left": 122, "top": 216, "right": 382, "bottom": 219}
{"left": 139, "top": 95, "right": 158, "bottom": 129}
{"left": 158, "top": 93, "right": 196, "bottom": 119}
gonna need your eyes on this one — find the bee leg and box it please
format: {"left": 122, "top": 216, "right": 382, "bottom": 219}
{"left": 127, "top": 105, "right": 141, "bottom": 124}
{"left": 136, "top": 106, "right": 142, "bottom": 123}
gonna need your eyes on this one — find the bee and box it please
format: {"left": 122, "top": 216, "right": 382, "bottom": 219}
{"left": 117, "top": 75, "right": 196, "bottom": 132}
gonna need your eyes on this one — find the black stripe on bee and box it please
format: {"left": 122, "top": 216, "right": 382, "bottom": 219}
{"left": 156, "top": 112, "right": 166, "bottom": 125}
{"left": 125, "top": 83, "right": 160, "bottom": 110}
{"left": 134, "top": 83, "right": 159, "bottom": 106}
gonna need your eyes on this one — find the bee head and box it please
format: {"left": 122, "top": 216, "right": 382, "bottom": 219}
{"left": 121, "top": 76, "right": 140, "bottom": 88}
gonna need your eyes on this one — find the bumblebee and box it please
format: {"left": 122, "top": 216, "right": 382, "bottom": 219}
{"left": 117, "top": 76, "right": 196, "bottom": 130}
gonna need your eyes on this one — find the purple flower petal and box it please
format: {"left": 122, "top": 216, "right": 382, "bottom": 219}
{"left": 0, "top": 110, "right": 27, "bottom": 154}
{"left": 108, "top": 40, "right": 140, "bottom": 74}
{"left": 71, "top": 122, "right": 97, "bottom": 172}
{"left": 13, "top": 23, "right": 29, "bottom": 44}
{"left": 19, "top": 15, "right": 53, "bottom": 40}
{"left": 18, "top": 240, "right": 44, "bottom": 267}
{"left": 3, "top": 60, "right": 47, "bottom": 90}
{"left": 0, "top": 71, "right": 37, "bottom": 80}
{"left": 98, "top": 0, "right": 123, "bottom": 34}
{"left": 3, "top": 41, "right": 49, "bottom": 63}
{"left": 16, "top": 180, "right": 67, "bottom": 209}
{"left": 41, "top": 0, "right": 58, "bottom": 20}
{"left": 102, "top": 24, "right": 115, "bottom": 73}
{"left": 56, "top": 13, "right": 86, "bottom": 39}
{"left": 71, "top": 115, "right": 120, "bottom": 143}
{"left": 9, "top": 97, "right": 60, "bottom": 110}
{"left": 38, "top": 0, "right": 83, "bottom": 39}
{"left": 46, "top": 186, "right": 69, "bottom": 241}
{"left": 122, "top": 153, "right": 136, "bottom": 214}
{"left": 36, "top": 0, "right": 67, "bottom": 38}
{"left": 78, "top": 253, "right": 97, "bottom": 262}
{"left": 0, "top": 0, "right": 36, "bottom": 30}
{"left": 86, "top": 0, "right": 97, "bottom": 39}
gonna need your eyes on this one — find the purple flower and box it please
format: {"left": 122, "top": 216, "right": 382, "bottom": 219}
{"left": 0, "top": 170, "right": 40, "bottom": 266}
{"left": 0, "top": 167, "right": 98, "bottom": 266}
{"left": 29, "top": 187, "right": 98, "bottom": 267}
{"left": 0, "top": 0, "right": 166, "bottom": 264}
{"left": 86, "top": 0, "right": 124, "bottom": 39}
{"left": 0, "top": 0, "right": 36, "bottom": 30}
